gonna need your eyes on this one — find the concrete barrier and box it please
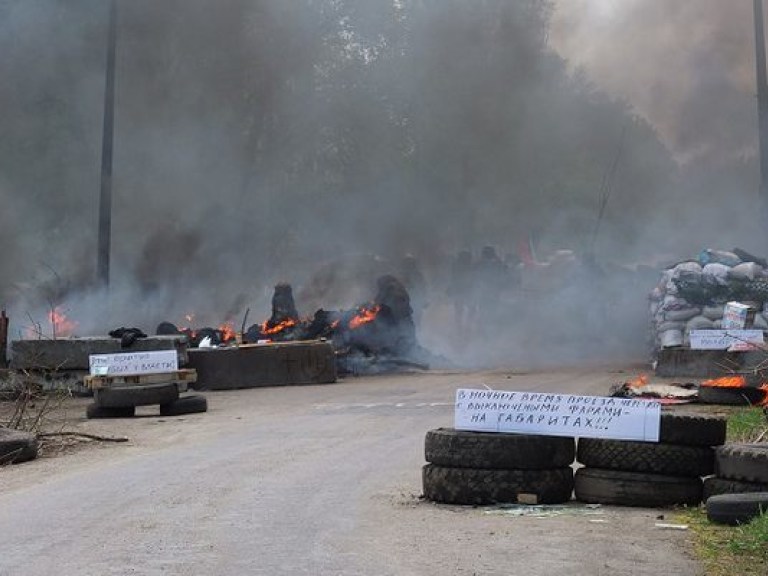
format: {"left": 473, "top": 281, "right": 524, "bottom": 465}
{"left": 10, "top": 336, "right": 189, "bottom": 371}
{"left": 188, "top": 340, "right": 337, "bottom": 390}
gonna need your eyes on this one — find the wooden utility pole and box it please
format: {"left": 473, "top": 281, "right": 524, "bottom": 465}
{"left": 0, "top": 310, "right": 8, "bottom": 367}
{"left": 98, "top": 0, "right": 117, "bottom": 288}
{"left": 754, "top": 0, "right": 768, "bottom": 216}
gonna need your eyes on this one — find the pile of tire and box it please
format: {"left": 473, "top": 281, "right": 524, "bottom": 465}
{"left": 574, "top": 413, "right": 726, "bottom": 507}
{"left": 87, "top": 386, "right": 208, "bottom": 419}
{"left": 422, "top": 428, "right": 575, "bottom": 505}
{"left": 704, "top": 443, "right": 768, "bottom": 501}
{"left": 705, "top": 443, "right": 768, "bottom": 525}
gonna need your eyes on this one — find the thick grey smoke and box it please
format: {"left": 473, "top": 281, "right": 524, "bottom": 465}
{"left": 0, "top": 0, "right": 763, "bottom": 368}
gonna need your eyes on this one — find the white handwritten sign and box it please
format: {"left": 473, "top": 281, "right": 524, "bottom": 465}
{"left": 689, "top": 330, "right": 764, "bottom": 351}
{"left": 455, "top": 389, "right": 661, "bottom": 442}
{"left": 89, "top": 350, "right": 179, "bottom": 376}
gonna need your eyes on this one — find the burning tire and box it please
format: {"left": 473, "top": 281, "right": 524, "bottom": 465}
{"left": 85, "top": 403, "right": 136, "bottom": 419}
{"left": 0, "top": 428, "right": 38, "bottom": 464}
{"left": 159, "top": 394, "right": 208, "bottom": 416}
{"left": 424, "top": 428, "right": 575, "bottom": 470}
{"left": 658, "top": 412, "right": 726, "bottom": 446}
{"left": 94, "top": 384, "right": 179, "bottom": 408}
{"left": 574, "top": 468, "right": 703, "bottom": 507}
{"left": 576, "top": 438, "right": 714, "bottom": 477}
{"left": 715, "top": 443, "right": 768, "bottom": 484}
{"left": 706, "top": 492, "right": 768, "bottom": 525}
{"left": 422, "top": 464, "right": 574, "bottom": 505}
{"left": 698, "top": 385, "right": 765, "bottom": 406}
{"left": 703, "top": 476, "right": 768, "bottom": 501}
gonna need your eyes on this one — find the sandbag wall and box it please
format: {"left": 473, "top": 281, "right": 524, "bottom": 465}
{"left": 422, "top": 428, "right": 575, "bottom": 505}
{"left": 649, "top": 249, "right": 768, "bottom": 352}
{"left": 573, "top": 413, "right": 726, "bottom": 507}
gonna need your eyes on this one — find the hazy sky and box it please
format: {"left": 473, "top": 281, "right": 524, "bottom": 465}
{"left": 551, "top": 0, "right": 760, "bottom": 164}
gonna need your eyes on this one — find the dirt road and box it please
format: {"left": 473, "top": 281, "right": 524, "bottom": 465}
{"left": 0, "top": 367, "right": 701, "bottom": 576}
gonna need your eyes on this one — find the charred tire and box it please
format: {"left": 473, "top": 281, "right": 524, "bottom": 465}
{"left": 0, "top": 428, "right": 38, "bottom": 464}
{"left": 658, "top": 412, "right": 727, "bottom": 446}
{"left": 706, "top": 492, "right": 768, "bottom": 525}
{"left": 703, "top": 476, "right": 768, "bottom": 501}
{"left": 698, "top": 385, "right": 765, "bottom": 406}
{"left": 94, "top": 384, "right": 179, "bottom": 408}
{"left": 577, "top": 438, "right": 714, "bottom": 477}
{"left": 715, "top": 443, "right": 768, "bottom": 483}
{"left": 421, "top": 464, "right": 573, "bottom": 505}
{"left": 574, "top": 468, "right": 703, "bottom": 507}
{"left": 159, "top": 394, "right": 208, "bottom": 416}
{"left": 85, "top": 403, "right": 136, "bottom": 419}
{"left": 424, "top": 428, "right": 575, "bottom": 470}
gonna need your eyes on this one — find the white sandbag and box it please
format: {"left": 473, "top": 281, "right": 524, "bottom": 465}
{"left": 664, "top": 308, "right": 702, "bottom": 322}
{"left": 702, "top": 263, "right": 731, "bottom": 284}
{"left": 729, "top": 262, "right": 764, "bottom": 280}
{"left": 660, "top": 329, "right": 683, "bottom": 348}
{"left": 699, "top": 249, "right": 742, "bottom": 267}
{"left": 702, "top": 305, "right": 725, "bottom": 320}
{"left": 656, "top": 321, "right": 686, "bottom": 332}
{"left": 671, "top": 261, "right": 702, "bottom": 279}
{"left": 686, "top": 316, "right": 715, "bottom": 331}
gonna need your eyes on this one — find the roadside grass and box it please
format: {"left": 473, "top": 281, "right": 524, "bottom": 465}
{"left": 676, "top": 507, "right": 767, "bottom": 576}
{"left": 675, "top": 406, "right": 768, "bottom": 576}
{"left": 727, "top": 406, "right": 768, "bottom": 442}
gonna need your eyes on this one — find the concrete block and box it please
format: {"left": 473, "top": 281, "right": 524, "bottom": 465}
{"left": 655, "top": 349, "right": 767, "bottom": 378}
{"left": 188, "top": 340, "right": 336, "bottom": 390}
{"left": 10, "top": 336, "right": 189, "bottom": 371}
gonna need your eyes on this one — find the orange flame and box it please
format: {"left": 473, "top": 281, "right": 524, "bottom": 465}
{"left": 218, "top": 322, "right": 236, "bottom": 342}
{"left": 627, "top": 374, "right": 649, "bottom": 388}
{"left": 49, "top": 307, "right": 77, "bottom": 337}
{"left": 261, "top": 318, "right": 297, "bottom": 335}
{"left": 349, "top": 305, "right": 381, "bottom": 329}
{"left": 701, "top": 376, "right": 747, "bottom": 389}
{"left": 759, "top": 384, "right": 768, "bottom": 407}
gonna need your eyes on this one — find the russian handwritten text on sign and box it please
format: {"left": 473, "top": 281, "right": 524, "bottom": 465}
{"left": 455, "top": 389, "right": 661, "bottom": 442}
{"left": 89, "top": 350, "right": 179, "bottom": 376}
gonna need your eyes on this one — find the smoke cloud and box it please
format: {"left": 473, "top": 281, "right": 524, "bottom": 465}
{"left": 0, "top": 0, "right": 765, "bottom": 368}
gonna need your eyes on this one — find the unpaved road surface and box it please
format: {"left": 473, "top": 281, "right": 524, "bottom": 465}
{"left": 0, "top": 367, "right": 701, "bottom": 576}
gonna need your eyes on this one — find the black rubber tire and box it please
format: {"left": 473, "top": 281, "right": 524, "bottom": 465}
{"left": 703, "top": 476, "right": 768, "bottom": 501}
{"left": 715, "top": 443, "right": 768, "bottom": 483}
{"left": 94, "top": 384, "right": 179, "bottom": 408}
{"left": 85, "top": 403, "right": 136, "bottom": 419}
{"left": 577, "top": 438, "right": 714, "bottom": 477}
{"left": 424, "top": 428, "right": 575, "bottom": 470}
{"left": 706, "top": 492, "right": 768, "bottom": 525}
{"left": 422, "top": 464, "right": 574, "bottom": 505}
{"left": 0, "top": 428, "right": 38, "bottom": 464}
{"left": 698, "top": 385, "right": 765, "bottom": 406}
{"left": 159, "top": 394, "right": 208, "bottom": 416}
{"left": 658, "top": 412, "right": 727, "bottom": 446}
{"left": 574, "top": 467, "right": 703, "bottom": 507}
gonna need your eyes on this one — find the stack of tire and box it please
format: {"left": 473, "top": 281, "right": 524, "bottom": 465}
{"left": 574, "top": 413, "right": 726, "bottom": 507}
{"left": 422, "top": 428, "right": 575, "bottom": 505}
{"left": 705, "top": 443, "right": 768, "bottom": 525}
{"left": 87, "top": 385, "right": 208, "bottom": 419}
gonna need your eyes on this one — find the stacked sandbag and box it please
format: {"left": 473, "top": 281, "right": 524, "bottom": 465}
{"left": 648, "top": 249, "right": 768, "bottom": 352}
{"left": 422, "top": 428, "right": 575, "bottom": 505}
{"left": 574, "top": 413, "right": 726, "bottom": 507}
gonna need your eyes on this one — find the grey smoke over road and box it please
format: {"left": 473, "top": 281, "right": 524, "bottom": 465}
{"left": 0, "top": 1, "right": 765, "bottom": 366}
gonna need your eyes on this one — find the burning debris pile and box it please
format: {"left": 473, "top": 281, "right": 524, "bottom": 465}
{"left": 157, "top": 276, "right": 434, "bottom": 375}
{"left": 649, "top": 248, "right": 768, "bottom": 352}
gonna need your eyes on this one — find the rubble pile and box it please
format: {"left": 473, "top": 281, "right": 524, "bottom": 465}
{"left": 649, "top": 248, "right": 768, "bottom": 352}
